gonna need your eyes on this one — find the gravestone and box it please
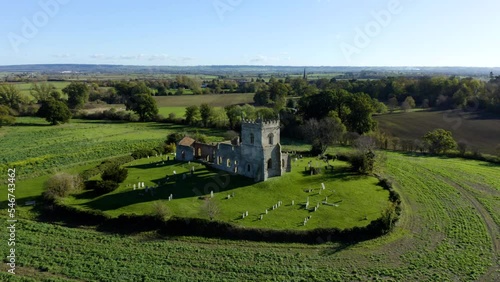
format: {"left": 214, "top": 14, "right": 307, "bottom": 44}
{"left": 210, "top": 191, "right": 214, "bottom": 198}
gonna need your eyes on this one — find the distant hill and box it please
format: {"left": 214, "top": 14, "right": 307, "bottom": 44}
{"left": 0, "top": 64, "right": 498, "bottom": 77}
{"left": 374, "top": 110, "right": 500, "bottom": 155}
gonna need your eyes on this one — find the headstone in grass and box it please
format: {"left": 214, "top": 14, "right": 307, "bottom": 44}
{"left": 210, "top": 190, "right": 214, "bottom": 198}
{"left": 321, "top": 183, "right": 325, "bottom": 190}
{"left": 265, "top": 209, "right": 268, "bottom": 214}
{"left": 245, "top": 211, "right": 248, "bottom": 217}
{"left": 260, "top": 214, "right": 263, "bottom": 220}
{"left": 291, "top": 200, "right": 294, "bottom": 205}
{"left": 133, "top": 184, "right": 136, "bottom": 190}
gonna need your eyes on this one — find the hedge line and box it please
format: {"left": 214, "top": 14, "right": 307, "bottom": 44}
{"left": 40, "top": 177, "right": 403, "bottom": 245}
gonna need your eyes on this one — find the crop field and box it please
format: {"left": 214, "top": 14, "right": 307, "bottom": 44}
{"left": 0, "top": 117, "right": 225, "bottom": 183}
{"left": 64, "top": 157, "right": 388, "bottom": 230}
{"left": 375, "top": 110, "right": 500, "bottom": 155}
{"left": 154, "top": 93, "right": 254, "bottom": 107}
{"left": 1, "top": 152, "right": 499, "bottom": 281}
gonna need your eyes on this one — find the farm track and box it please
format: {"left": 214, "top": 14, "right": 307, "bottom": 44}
{"left": 424, "top": 170, "right": 500, "bottom": 281}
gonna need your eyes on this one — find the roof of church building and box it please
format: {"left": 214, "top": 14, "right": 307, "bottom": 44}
{"left": 178, "top": 136, "right": 196, "bottom": 147}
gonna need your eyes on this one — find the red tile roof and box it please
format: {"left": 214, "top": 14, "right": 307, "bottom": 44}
{"left": 178, "top": 136, "right": 195, "bottom": 147}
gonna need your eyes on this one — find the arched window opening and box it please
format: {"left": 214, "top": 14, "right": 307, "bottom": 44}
{"left": 267, "top": 158, "right": 272, "bottom": 170}
{"left": 268, "top": 133, "right": 274, "bottom": 145}
{"left": 250, "top": 133, "right": 255, "bottom": 144}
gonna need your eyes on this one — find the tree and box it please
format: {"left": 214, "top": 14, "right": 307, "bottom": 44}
{"left": 185, "top": 105, "right": 201, "bottom": 125}
{"left": 30, "top": 83, "right": 61, "bottom": 102}
{"left": 345, "top": 94, "right": 376, "bottom": 134}
{"left": 302, "top": 115, "right": 346, "bottom": 155}
{"left": 63, "top": 82, "right": 89, "bottom": 109}
{"left": 101, "top": 165, "right": 128, "bottom": 183}
{"left": 387, "top": 97, "right": 398, "bottom": 113}
{"left": 253, "top": 89, "right": 270, "bottom": 106}
{"left": 423, "top": 129, "right": 457, "bottom": 154}
{"left": 0, "top": 84, "right": 25, "bottom": 110}
{"left": 200, "top": 103, "right": 214, "bottom": 127}
{"left": 201, "top": 199, "right": 220, "bottom": 220}
{"left": 37, "top": 98, "right": 72, "bottom": 125}
{"left": 0, "top": 105, "right": 16, "bottom": 127}
{"left": 457, "top": 141, "right": 468, "bottom": 156}
{"left": 126, "top": 93, "right": 158, "bottom": 121}
{"left": 401, "top": 96, "right": 416, "bottom": 112}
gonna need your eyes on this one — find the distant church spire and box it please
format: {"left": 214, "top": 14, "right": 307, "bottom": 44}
{"left": 303, "top": 68, "right": 307, "bottom": 80}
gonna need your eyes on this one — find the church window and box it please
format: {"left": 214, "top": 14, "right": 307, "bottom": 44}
{"left": 268, "top": 133, "right": 274, "bottom": 145}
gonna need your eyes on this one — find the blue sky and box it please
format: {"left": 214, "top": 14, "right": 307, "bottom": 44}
{"left": 1, "top": 0, "right": 499, "bottom": 67}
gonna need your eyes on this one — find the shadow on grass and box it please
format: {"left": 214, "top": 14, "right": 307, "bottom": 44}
{"left": 320, "top": 242, "right": 357, "bottom": 255}
{"left": 13, "top": 122, "right": 51, "bottom": 127}
{"left": 299, "top": 166, "right": 364, "bottom": 183}
{"left": 79, "top": 171, "right": 255, "bottom": 211}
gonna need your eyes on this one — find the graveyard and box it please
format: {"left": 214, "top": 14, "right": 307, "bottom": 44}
{"left": 65, "top": 154, "right": 390, "bottom": 230}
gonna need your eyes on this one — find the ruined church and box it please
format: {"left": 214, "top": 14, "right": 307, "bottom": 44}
{"left": 176, "top": 118, "right": 291, "bottom": 182}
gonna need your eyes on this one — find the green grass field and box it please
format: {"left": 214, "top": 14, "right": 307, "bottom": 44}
{"left": 157, "top": 106, "right": 187, "bottom": 118}
{"left": 1, "top": 152, "right": 498, "bottom": 281}
{"left": 375, "top": 110, "right": 500, "bottom": 155}
{"left": 7, "top": 82, "right": 71, "bottom": 101}
{"left": 64, "top": 157, "right": 388, "bottom": 230}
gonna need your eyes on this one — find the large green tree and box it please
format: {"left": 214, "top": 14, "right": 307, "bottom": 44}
{"left": 63, "top": 82, "right": 90, "bottom": 109}
{"left": 126, "top": 93, "right": 158, "bottom": 122}
{"left": 30, "top": 83, "right": 61, "bottom": 102}
{"left": 0, "top": 105, "right": 16, "bottom": 127}
{"left": 423, "top": 129, "right": 457, "bottom": 154}
{"left": 185, "top": 105, "right": 201, "bottom": 125}
{"left": 200, "top": 103, "right": 214, "bottom": 127}
{"left": 301, "top": 114, "right": 346, "bottom": 155}
{"left": 37, "top": 98, "right": 72, "bottom": 125}
{"left": 0, "top": 84, "right": 25, "bottom": 110}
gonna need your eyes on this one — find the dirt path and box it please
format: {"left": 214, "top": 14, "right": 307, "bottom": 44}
{"left": 438, "top": 176, "right": 500, "bottom": 281}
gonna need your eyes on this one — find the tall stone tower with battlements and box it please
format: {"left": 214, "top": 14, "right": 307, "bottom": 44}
{"left": 240, "top": 118, "right": 289, "bottom": 181}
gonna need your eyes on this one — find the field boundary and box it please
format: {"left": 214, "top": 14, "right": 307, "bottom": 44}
{"left": 35, "top": 174, "right": 402, "bottom": 244}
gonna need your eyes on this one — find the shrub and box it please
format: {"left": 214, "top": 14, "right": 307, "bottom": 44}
{"left": 94, "top": 180, "right": 119, "bottom": 194}
{"left": 80, "top": 155, "right": 134, "bottom": 180}
{"left": 131, "top": 148, "right": 156, "bottom": 159}
{"left": 101, "top": 165, "right": 128, "bottom": 183}
{"left": 43, "top": 173, "right": 83, "bottom": 200}
{"left": 151, "top": 201, "right": 171, "bottom": 221}
{"left": 344, "top": 150, "right": 375, "bottom": 174}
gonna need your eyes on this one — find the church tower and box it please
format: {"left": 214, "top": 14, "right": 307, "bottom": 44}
{"left": 240, "top": 118, "right": 286, "bottom": 181}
